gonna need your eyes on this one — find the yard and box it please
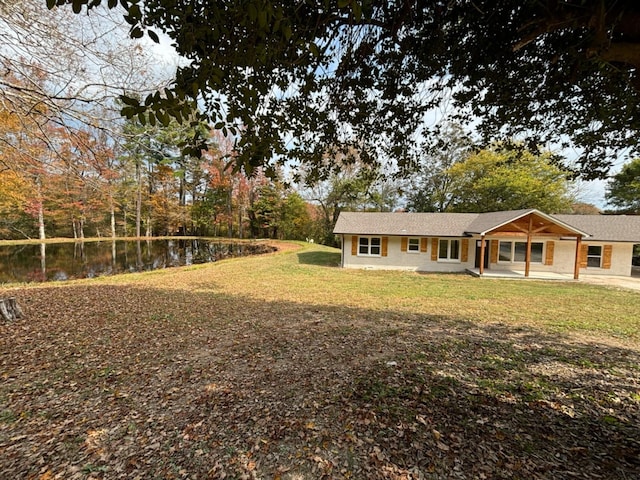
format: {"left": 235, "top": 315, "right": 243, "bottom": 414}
{"left": 1, "top": 242, "right": 639, "bottom": 479}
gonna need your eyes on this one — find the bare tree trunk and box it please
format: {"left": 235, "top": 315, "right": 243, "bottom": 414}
{"left": 110, "top": 196, "right": 117, "bottom": 239}
{"left": 135, "top": 161, "right": 142, "bottom": 238}
{"left": 227, "top": 186, "right": 233, "bottom": 238}
{"left": 36, "top": 179, "right": 46, "bottom": 241}
{"left": 0, "top": 297, "right": 23, "bottom": 322}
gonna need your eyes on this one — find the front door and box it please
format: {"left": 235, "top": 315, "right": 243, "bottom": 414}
{"left": 475, "top": 240, "right": 490, "bottom": 268}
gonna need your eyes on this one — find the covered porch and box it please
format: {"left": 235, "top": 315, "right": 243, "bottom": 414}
{"left": 467, "top": 210, "right": 588, "bottom": 279}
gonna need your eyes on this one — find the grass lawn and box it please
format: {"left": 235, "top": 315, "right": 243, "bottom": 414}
{"left": 1, "top": 242, "right": 639, "bottom": 479}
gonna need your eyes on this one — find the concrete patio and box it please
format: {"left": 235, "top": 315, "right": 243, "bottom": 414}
{"left": 466, "top": 266, "right": 640, "bottom": 291}
{"left": 465, "top": 268, "right": 575, "bottom": 281}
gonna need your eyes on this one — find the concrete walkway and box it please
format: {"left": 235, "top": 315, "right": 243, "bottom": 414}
{"left": 580, "top": 267, "right": 640, "bottom": 291}
{"left": 466, "top": 267, "right": 640, "bottom": 292}
{"left": 466, "top": 268, "right": 574, "bottom": 281}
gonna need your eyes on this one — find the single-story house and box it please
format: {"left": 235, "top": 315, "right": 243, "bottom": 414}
{"left": 333, "top": 209, "right": 640, "bottom": 279}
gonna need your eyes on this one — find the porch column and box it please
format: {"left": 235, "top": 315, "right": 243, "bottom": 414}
{"left": 479, "top": 235, "right": 486, "bottom": 275}
{"left": 573, "top": 235, "right": 582, "bottom": 280}
{"left": 524, "top": 216, "right": 533, "bottom": 277}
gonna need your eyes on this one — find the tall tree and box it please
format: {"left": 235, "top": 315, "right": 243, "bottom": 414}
{"left": 52, "top": 0, "right": 640, "bottom": 179}
{"left": 304, "top": 163, "right": 380, "bottom": 246}
{"left": 606, "top": 159, "right": 640, "bottom": 214}
{"left": 2, "top": 1, "right": 172, "bottom": 138}
{"left": 406, "top": 124, "right": 473, "bottom": 212}
{"left": 446, "top": 146, "right": 574, "bottom": 213}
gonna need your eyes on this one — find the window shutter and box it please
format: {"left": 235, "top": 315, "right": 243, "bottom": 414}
{"left": 431, "top": 238, "right": 438, "bottom": 261}
{"left": 351, "top": 236, "right": 358, "bottom": 256}
{"left": 381, "top": 237, "right": 388, "bottom": 257}
{"left": 579, "top": 244, "right": 588, "bottom": 268}
{"left": 461, "top": 239, "right": 469, "bottom": 262}
{"left": 490, "top": 240, "right": 499, "bottom": 264}
{"left": 420, "top": 238, "right": 428, "bottom": 253}
{"left": 545, "top": 241, "right": 555, "bottom": 266}
{"left": 602, "top": 244, "right": 613, "bottom": 269}
{"left": 401, "top": 237, "right": 408, "bottom": 252}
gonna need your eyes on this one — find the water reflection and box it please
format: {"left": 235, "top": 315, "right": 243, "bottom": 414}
{"left": 0, "top": 239, "right": 276, "bottom": 283}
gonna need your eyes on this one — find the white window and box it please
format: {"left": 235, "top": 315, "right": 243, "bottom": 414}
{"left": 358, "top": 236, "right": 381, "bottom": 256}
{"left": 498, "top": 241, "right": 543, "bottom": 263}
{"left": 587, "top": 245, "right": 602, "bottom": 267}
{"left": 438, "top": 239, "right": 460, "bottom": 261}
{"left": 408, "top": 238, "right": 420, "bottom": 252}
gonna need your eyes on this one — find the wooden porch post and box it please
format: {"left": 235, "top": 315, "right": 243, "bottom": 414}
{"left": 479, "top": 235, "right": 486, "bottom": 275}
{"left": 573, "top": 235, "right": 582, "bottom": 280}
{"left": 524, "top": 216, "right": 533, "bottom": 277}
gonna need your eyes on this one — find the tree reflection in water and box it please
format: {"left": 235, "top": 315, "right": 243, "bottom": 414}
{"left": 0, "top": 239, "right": 276, "bottom": 283}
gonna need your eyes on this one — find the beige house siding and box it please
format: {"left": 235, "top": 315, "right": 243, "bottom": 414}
{"left": 576, "top": 241, "right": 633, "bottom": 276}
{"left": 341, "top": 235, "right": 474, "bottom": 272}
{"left": 341, "top": 234, "right": 635, "bottom": 277}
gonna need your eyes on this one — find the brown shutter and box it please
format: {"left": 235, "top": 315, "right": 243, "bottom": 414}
{"left": 579, "top": 244, "right": 588, "bottom": 268}
{"left": 602, "top": 244, "right": 613, "bottom": 269}
{"left": 580, "top": 243, "right": 589, "bottom": 268}
{"left": 351, "top": 236, "right": 358, "bottom": 256}
{"left": 420, "top": 238, "right": 428, "bottom": 253}
{"left": 431, "top": 238, "right": 438, "bottom": 261}
{"left": 461, "top": 239, "right": 469, "bottom": 263}
{"left": 490, "top": 240, "right": 499, "bottom": 264}
{"left": 545, "top": 241, "right": 555, "bottom": 266}
{"left": 381, "top": 237, "right": 388, "bottom": 257}
{"left": 401, "top": 237, "right": 408, "bottom": 252}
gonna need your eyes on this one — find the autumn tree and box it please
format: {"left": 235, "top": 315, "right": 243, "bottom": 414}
{"left": 191, "top": 148, "right": 234, "bottom": 237}
{"left": 0, "top": 99, "right": 57, "bottom": 240}
{"left": 52, "top": 0, "right": 640, "bottom": 180}
{"left": 446, "top": 146, "right": 575, "bottom": 214}
{"left": 606, "top": 159, "right": 640, "bottom": 214}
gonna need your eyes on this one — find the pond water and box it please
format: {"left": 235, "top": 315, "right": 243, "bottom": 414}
{"left": 0, "top": 239, "right": 276, "bottom": 283}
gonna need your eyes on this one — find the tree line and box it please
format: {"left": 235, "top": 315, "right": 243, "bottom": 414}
{"left": 2, "top": 2, "right": 639, "bottom": 247}
{"left": 3, "top": 95, "right": 637, "bottom": 246}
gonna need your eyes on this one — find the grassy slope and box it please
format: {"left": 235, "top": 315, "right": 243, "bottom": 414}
{"left": 122, "top": 242, "right": 638, "bottom": 340}
{"left": 0, "top": 242, "right": 639, "bottom": 479}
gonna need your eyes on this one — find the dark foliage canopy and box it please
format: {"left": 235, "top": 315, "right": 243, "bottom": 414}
{"left": 606, "top": 158, "right": 640, "bottom": 213}
{"left": 49, "top": 0, "right": 640, "bottom": 180}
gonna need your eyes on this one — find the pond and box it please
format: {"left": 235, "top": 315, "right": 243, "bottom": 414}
{"left": 0, "top": 239, "right": 276, "bottom": 283}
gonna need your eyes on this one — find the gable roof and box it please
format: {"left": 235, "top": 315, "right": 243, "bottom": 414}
{"left": 466, "top": 209, "right": 588, "bottom": 236}
{"left": 333, "top": 210, "right": 640, "bottom": 242}
{"left": 554, "top": 214, "right": 640, "bottom": 242}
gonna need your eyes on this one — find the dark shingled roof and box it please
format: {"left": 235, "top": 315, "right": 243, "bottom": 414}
{"left": 333, "top": 212, "right": 479, "bottom": 236}
{"left": 333, "top": 211, "right": 640, "bottom": 242}
{"left": 465, "top": 209, "right": 535, "bottom": 234}
{"left": 555, "top": 214, "right": 640, "bottom": 242}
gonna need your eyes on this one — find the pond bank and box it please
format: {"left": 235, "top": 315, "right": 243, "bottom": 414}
{"left": 0, "top": 238, "right": 277, "bottom": 283}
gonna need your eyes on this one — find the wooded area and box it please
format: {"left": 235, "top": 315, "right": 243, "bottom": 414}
{"left": 2, "top": 2, "right": 638, "bottom": 246}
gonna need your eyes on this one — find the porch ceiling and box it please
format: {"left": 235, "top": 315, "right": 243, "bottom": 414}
{"left": 484, "top": 212, "right": 583, "bottom": 237}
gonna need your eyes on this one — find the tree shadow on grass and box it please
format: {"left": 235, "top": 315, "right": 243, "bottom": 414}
{"left": 296, "top": 249, "right": 341, "bottom": 267}
{"left": 2, "top": 284, "right": 639, "bottom": 479}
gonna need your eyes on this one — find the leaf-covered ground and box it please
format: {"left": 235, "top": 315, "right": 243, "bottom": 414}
{"left": 1, "top": 243, "right": 639, "bottom": 479}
